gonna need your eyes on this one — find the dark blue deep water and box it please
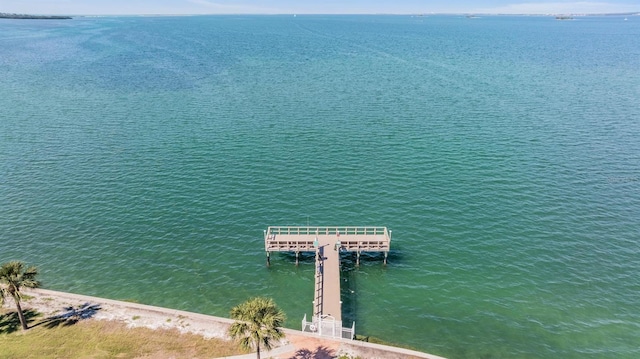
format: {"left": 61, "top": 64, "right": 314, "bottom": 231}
{"left": 1, "top": 15, "right": 639, "bottom": 358}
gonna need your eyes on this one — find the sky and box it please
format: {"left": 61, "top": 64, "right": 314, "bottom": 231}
{"left": 2, "top": 0, "right": 639, "bottom": 15}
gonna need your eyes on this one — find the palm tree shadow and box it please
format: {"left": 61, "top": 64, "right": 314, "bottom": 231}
{"left": 289, "top": 345, "right": 335, "bottom": 359}
{"left": 34, "top": 302, "right": 102, "bottom": 329}
{"left": 0, "top": 309, "right": 40, "bottom": 334}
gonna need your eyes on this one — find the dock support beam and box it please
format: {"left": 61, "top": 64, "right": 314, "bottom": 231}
{"left": 356, "top": 251, "right": 360, "bottom": 267}
{"left": 296, "top": 251, "right": 299, "bottom": 266}
{"left": 266, "top": 251, "right": 271, "bottom": 267}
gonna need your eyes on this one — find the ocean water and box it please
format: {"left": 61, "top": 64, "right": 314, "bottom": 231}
{"left": 1, "top": 14, "right": 639, "bottom": 358}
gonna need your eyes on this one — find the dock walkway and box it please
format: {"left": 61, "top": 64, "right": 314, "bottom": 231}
{"left": 264, "top": 226, "right": 391, "bottom": 339}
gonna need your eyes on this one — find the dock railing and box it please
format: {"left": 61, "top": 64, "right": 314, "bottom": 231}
{"left": 302, "top": 314, "right": 355, "bottom": 340}
{"left": 267, "top": 226, "right": 389, "bottom": 237}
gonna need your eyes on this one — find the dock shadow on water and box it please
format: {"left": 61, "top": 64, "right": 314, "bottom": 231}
{"left": 36, "top": 303, "right": 102, "bottom": 329}
{"left": 0, "top": 309, "right": 40, "bottom": 334}
{"left": 281, "top": 251, "right": 317, "bottom": 265}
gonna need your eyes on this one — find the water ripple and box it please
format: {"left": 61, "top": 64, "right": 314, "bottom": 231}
{"left": 2, "top": 14, "right": 640, "bottom": 359}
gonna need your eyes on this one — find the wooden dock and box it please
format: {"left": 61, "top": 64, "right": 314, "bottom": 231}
{"left": 264, "top": 226, "right": 391, "bottom": 339}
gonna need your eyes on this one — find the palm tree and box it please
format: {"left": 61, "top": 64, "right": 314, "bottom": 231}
{"left": 0, "top": 261, "right": 40, "bottom": 330}
{"left": 228, "top": 297, "right": 286, "bottom": 359}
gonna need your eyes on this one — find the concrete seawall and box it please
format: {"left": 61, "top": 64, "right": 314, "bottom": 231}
{"left": 24, "top": 288, "right": 446, "bottom": 359}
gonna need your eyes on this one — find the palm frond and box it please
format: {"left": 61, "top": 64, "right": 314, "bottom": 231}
{"left": 0, "top": 260, "right": 40, "bottom": 331}
{"left": 227, "top": 297, "right": 286, "bottom": 357}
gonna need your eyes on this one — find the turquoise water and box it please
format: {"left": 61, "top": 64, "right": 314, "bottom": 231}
{"left": 1, "top": 15, "right": 639, "bottom": 358}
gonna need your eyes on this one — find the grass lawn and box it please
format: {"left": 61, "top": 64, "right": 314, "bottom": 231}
{"left": 0, "top": 309, "right": 245, "bottom": 359}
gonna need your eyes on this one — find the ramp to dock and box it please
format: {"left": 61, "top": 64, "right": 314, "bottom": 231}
{"left": 313, "top": 234, "right": 342, "bottom": 320}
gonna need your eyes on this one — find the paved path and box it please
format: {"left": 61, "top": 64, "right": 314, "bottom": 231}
{"left": 216, "top": 344, "right": 295, "bottom": 359}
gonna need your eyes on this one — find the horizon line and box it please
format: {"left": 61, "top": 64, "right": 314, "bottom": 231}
{"left": 4, "top": 11, "right": 639, "bottom": 17}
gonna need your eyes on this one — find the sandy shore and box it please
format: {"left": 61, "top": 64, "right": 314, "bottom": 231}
{"left": 12, "top": 288, "right": 445, "bottom": 359}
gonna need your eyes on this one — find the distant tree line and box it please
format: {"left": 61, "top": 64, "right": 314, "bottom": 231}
{"left": 0, "top": 13, "right": 72, "bottom": 20}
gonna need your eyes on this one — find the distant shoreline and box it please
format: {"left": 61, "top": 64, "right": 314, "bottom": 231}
{"left": 0, "top": 13, "right": 72, "bottom": 20}
{"left": 0, "top": 12, "right": 638, "bottom": 19}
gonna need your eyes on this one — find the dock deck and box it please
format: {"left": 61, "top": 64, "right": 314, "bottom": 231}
{"left": 265, "top": 226, "right": 391, "bottom": 264}
{"left": 264, "top": 226, "right": 391, "bottom": 339}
